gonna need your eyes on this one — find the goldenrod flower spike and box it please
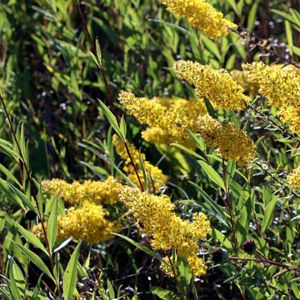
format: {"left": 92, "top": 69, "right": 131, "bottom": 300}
{"left": 33, "top": 202, "right": 118, "bottom": 244}
{"left": 197, "top": 115, "right": 256, "bottom": 168}
{"left": 112, "top": 135, "right": 168, "bottom": 191}
{"left": 278, "top": 104, "right": 300, "bottom": 136}
{"left": 242, "top": 61, "right": 300, "bottom": 108}
{"left": 242, "top": 62, "right": 300, "bottom": 134}
{"left": 287, "top": 167, "right": 300, "bottom": 190}
{"left": 41, "top": 176, "right": 122, "bottom": 205}
{"left": 160, "top": 0, "right": 237, "bottom": 39}
{"left": 119, "top": 91, "right": 207, "bottom": 148}
{"left": 120, "top": 186, "right": 211, "bottom": 277}
{"left": 175, "top": 61, "right": 250, "bottom": 110}
{"left": 230, "top": 69, "right": 260, "bottom": 95}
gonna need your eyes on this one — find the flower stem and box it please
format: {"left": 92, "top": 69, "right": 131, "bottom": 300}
{"left": 230, "top": 256, "right": 300, "bottom": 273}
{"left": 75, "top": 0, "right": 144, "bottom": 191}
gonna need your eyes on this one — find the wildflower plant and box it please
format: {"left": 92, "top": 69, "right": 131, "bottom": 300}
{"left": 1, "top": 1, "right": 300, "bottom": 300}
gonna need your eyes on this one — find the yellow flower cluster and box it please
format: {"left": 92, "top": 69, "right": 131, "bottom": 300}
{"left": 278, "top": 104, "right": 300, "bottom": 135}
{"left": 120, "top": 186, "right": 211, "bottom": 277}
{"left": 230, "top": 69, "right": 260, "bottom": 95}
{"left": 160, "top": 0, "right": 237, "bottom": 39}
{"left": 241, "top": 62, "right": 300, "bottom": 134}
{"left": 41, "top": 176, "right": 122, "bottom": 206}
{"left": 287, "top": 167, "right": 300, "bottom": 190}
{"left": 242, "top": 62, "right": 300, "bottom": 108}
{"left": 197, "top": 115, "right": 256, "bottom": 167}
{"left": 113, "top": 135, "right": 168, "bottom": 191}
{"left": 33, "top": 177, "right": 122, "bottom": 244}
{"left": 32, "top": 202, "right": 118, "bottom": 244}
{"left": 175, "top": 61, "right": 250, "bottom": 110}
{"left": 119, "top": 91, "right": 207, "bottom": 148}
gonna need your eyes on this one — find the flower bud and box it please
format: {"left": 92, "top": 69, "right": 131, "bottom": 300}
{"left": 243, "top": 240, "right": 256, "bottom": 254}
{"left": 212, "top": 248, "right": 229, "bottom": 264}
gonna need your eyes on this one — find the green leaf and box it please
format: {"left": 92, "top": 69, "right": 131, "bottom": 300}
{"left": 107, "top": 279, "right": 115, "bottom": 299}
{"left": 9, "top": 260, "right": 22, "bottom": 300}
{"left": 16, "top": 123, "right": 26, "bottom": 160}
{"left": 272, "top": 9, "right": 300, "bottom": 29}
{"left": 203, "top": 97, "right": 217, "bottom": 119}
{"left": 247, "top": 0, "right": 259, "bottom": 33}
{"left": 0, "top": 163, "right": 20, "bottom": 186}
{"left": 13, "top": 241, "right": 55, "bottom": 283}
{"left": 177, "top": 257, "right": 192, "bottom": 297}
{"left": 89, "top": 50, "right": 101, "bottom": 69}
{"left": 14, "top": 222, "right": 48, "bottom": 255}
{"left": 98, "top": 99, "right": 124, "bottom": 140}
{"left": 63, "top": 242, "right": 81, "bottom": 300}
{"left": 31, "top": 274, "right": 44, "bottom": 300}
{"left": 262, "top": 196, "right": 278, "bottom": 232}
{"left": 201, "top": 35, "right": 221, "bottom": 60}
{"left": 0, "top": 210, "right": 6, "bottom": 231}
{"left": 170, "top": 143, "right": 203, "bottom": 160}
{"left": 197, "top": 160, "right": 225, "bottom": 191}
{"left": 0, "top": 179, "right": 29, "bottom": 211}
{"left": 285, "top": 21, "right": 294, "bottom": 54}
{"left": 212, "top": 229, "right": 233, "bottom": 250}
{"left": 95, "top": 37, "right": 102, "bottom": 65}
{"left": 188, "top": 181, "right": 229, "bottom": 228}
{"left": 292, "top": 46, "right": 300, "bottom": 57}
{"left": 114, "top": 233, "right": 162, "bottom": 261}
{"left": 9, "top": 183, "right": 37, "bottom": 213}
{"left": 291, "top": 282, "right": 300, "bottom": 298}
{"left": 151, "top": 287, "right": 180, "bottom": 300}
{"left": 119, "top": 115, "right": 127, "bottom": 140}
{"left": 11, "top": 259, "right": 25, "bottom": 291}
{"left": 0, "top": 285, "right": 10, "bottom": 299}
{"left": 0, "top": 138, "right": 20, "bottom": 160}
{"left": 47, "top": 199, "right": 58, "bottom": 252}
{"left": 227, "top": 0, "right": 241, "bottom": 16}
{"left": 79, "top": 161, "right": 107, "bottom": 177}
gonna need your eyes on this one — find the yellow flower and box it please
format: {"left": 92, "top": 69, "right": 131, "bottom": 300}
{"left": 161, "top": 254, "right": 207, "bottom": 278}
{"left": 120, "top": 186, "right": 211, "bottom": 276}
{"left": 58, "top": 202, "right": 117, "bottom": 244}
{"left": 119, "top": 91, "right": 207, "bottom": 148}
{"left": 113, "top": 135, "right": 168, "bottom": 191}
{"left": 42, "top": 176, "right": 122, "bottom": 206}
{"left": 118, "top": 91, "right": 166, "bottom": 128}
{"left": 160, "top": 256, "right": 176, "bottom": 277}
{"left": 197, "top": 115, "right": 256, "bottom": 167}
{"left": 278, "top": 104, "right": 300, "bottom": 135}
{"left": 287, "top": 167, "right": 300, "bottom": 190}
{"left": 32, "top": 202, "right": 118, "bottom": 244}
{"left": 242, "top": 61, "right": 300, "bottom": 108}
{"left": 187, "top": 255, "right": 207, "bottom": 277}
{"left": 230, "top": 69, "right": 260, "bottom": 95}
{"left": 175, "top": 61, "right": 250, "bottom": 110}
{"left": 160, "top": 0, "right": 237, "bottom": 39}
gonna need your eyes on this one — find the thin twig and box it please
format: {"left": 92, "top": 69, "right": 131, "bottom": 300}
{"left": 254, "top": 160, "right": 299, "bottom": 199}
{"left": 230, "top": 256, "right": 300, "bottom": 273}
{"left": 247, "top": 101, "right": 300, "bottom": 143}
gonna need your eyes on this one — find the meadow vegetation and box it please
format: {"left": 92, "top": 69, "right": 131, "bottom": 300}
{"left": 1, "top": 0, "right": 300, "bottom": 299}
